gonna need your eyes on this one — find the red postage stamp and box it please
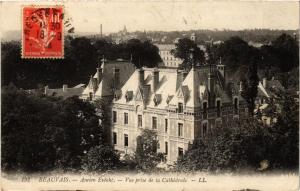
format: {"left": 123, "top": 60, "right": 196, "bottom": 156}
{"left": 22, "top": 6, "right": 64, "bottom": 58}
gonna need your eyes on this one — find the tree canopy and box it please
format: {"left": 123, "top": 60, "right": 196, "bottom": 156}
{"left": 1, "top": 87, "right": 117, "bottom": 172}
{"left": 177, "top": 93, "right": 299, "bottom": 172}
{"left": 1, "top": 37, "right": 161, "bottom": 89}
{"left": 135, "top": 129, "right": 164, "bottom": 171}
{"left": 171, "top": 38, "right": 205, "bottom": 70}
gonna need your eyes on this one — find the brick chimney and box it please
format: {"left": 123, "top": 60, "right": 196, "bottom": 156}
{"left": 152, "top": 68, "right": 159, "bottom": 92}
{"left": 138, "top": 68, "right": 144, "bottom": 87}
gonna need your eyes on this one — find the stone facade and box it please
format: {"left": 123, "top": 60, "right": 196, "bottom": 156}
{"left": 111, "top": 64, "right": 248, "bottom": 163}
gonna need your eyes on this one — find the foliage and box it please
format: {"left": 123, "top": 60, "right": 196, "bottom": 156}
{"left": 177, "top": 120, "right": 271, "bottom": 172}
{"left": 93, "top": 98, "right": 112, "bottom": 145}
{"left": 135, "top": 129, "right": 165, "bottom": 170}
{"left": 1, "top": 38, "right": 160, "bottom": 89}
{"left": 171, "top": 38, "right": 205, "bottom": 70}
{"left": 212, "top": 36, "right": 260, "bottom": 114}
{"left": 241, "top": 49, "right": 259, "bottom": 116}
{"left": 1, "top": 87, "right": 116, "bottom": 172}
{"left": 177, "top": 95, "right": 299, "bottom": 173}
{"left": 268, "top": 93, "right": 299, "bottom": 169}
{"left": 81, "top": 145, "right": 120, "bottom": 172}
{"left": 2, "top": 86, "right": 58, "bottom": 172}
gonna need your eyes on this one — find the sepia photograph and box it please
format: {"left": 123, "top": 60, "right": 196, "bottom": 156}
{"left": 0, "top": 1, "right": 299, "bottom": 190}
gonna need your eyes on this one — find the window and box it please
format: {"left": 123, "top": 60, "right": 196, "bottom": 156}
{"left": 165, "top": 119, "right": 168, "bottom": 133}
{"left": 234, "top": 98, "right": 238, "bottom": 114}
{"left": 113, "top": 111, "right": 117, "bottom": 123}
{"left": 178, "top": 123, "right": 183, "bottom": 137}
{"left": 202, "top": 123, "right": 207, "bottom": 137}
{"left": 124, "top": 134, "right": 128, "bottom": 147}
{"left": 215, "top": 120, "right": 222, "bottom": 128}
{"left": 165, "top": 142, "right": 168, "bottom": 155}
{"left": 113, "top": 132, "right": 117, "bottom": 145}
{"left": 138, "top": 115, "right": 142, "bottom": 127}
{"left": 124, "top": 113, "right": 128, "bottom": 125}
{"left": 89, "top": 92, "right": 93, "bottom": 101}
{"left": 152, "top": 117, "right": 157, "bottom": 129}
{"left": 203, "top": 102, "right": 208, "bottom": 119}
{"left": 217, "top": 100, "right": 221, "bottom": 117}
{"left": 178, "top": 147, "right": 184, "bottom": 158}
{"left": 178, "top": 102, "right": 183, "bottom": 113}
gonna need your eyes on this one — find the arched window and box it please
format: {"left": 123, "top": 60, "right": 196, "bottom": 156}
{"left": 234, "top": 98, "right": 238, "bottom": 114}
{"left": 202, "top": 122, "right": 208, "bottom": 137}
{"left": 203, "top": 102, "right": 208, "bottom": 119}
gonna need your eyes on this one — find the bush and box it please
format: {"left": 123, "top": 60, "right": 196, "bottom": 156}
{"left": 81, "top": 146, "right": 120, "bottom": 172}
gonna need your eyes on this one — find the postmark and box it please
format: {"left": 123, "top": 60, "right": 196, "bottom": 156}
{"left": 22, "top": 6, "right": 64, "bottom": 58}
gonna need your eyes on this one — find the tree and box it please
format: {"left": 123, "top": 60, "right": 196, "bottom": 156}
{"left": 176, "top": 119, "right": 273, "bottom": 172}
{"left": 93, "top": 98, "right": 112, "bottom": 145}
{"left": 271, "top": 33, "right": 299, "bottom": 73}
{"left": 1, "top": 87, "right": 104, "bottom": 172}
{"left": 268, "top": 92, "right": 299, "bottom": 169}
{"left": 171, "top": 38, "right": 205, "bottom": 70}
{"left": 135, "top": 129, "right": 164, "bottom": 170}
{"left": 126, "top": 39, "right": 161, "bottom": 68}
{"left": 45, "top": 96, "right": 102, "bottom": 170}
{"left": 213, "top": 36, "right": 252, "bottom": 70}
{"left": 2, "top": 87, "right": 58, "bottom": 171}
{"left": 81, "top": 145, "right": 120, "bottom": 172}
{"left": 241, "top": 49, "right": 259, "bottom": 116}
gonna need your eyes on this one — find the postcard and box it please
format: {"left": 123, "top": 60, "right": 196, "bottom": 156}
{"left": 1, "top": 1, "right": 299, "bottom": 190}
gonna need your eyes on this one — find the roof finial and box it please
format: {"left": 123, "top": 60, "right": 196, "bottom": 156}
{"left": 101, "top": 55, "right": 106, "bottom": 65}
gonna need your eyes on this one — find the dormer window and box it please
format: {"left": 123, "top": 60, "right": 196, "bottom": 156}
{"left": 114, "top": 90, "right": 121, "bottom": 100}
{"left": 153, "top": 94, "right": 161, "bottom": 106}
{"left": 125, "top": 91, "right": 133, "bottom": 102}
{"left": 166, "top": 96, "right": 172, "bottom": 104}
{"left": 178, "top": 102, "right": 183, "bottom": 113}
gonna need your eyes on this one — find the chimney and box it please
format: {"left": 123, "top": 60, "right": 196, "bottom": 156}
{"left": 263, "top": 78, "right": 267, "bottom": 88}
{"left": 208, "top": 73, "right": 214, "bottom": 93}
{"left": 113, "top": 67, "right": 120, "bottom": 89}
{"left": 100, "top": 24, "right": 102, "bottom": 38}
{"left": 152, "top": 68, "right": 159, "bottom": 92}
{"left": 138, "top": 68, "right": 144, "bottom": 87}
{"left": 96, "top": 68, "right": 102, "bottom": 84}
{"left": 63, "top": 84, "right": 68, "bottom": 92}
{"left": 44, "top": 85, "right": 49, "bottom": 94}
{"left": 217, "top": 58, "right": 226, "bottom": 86}
{"left": 239, "top": 81, "right": 243, "bottom": 92}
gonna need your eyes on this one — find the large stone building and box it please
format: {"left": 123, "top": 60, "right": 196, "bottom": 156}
{"left": 155, "top": 44, "right": 183, "bottom": 68}
{"left": 110, "top": 63, "right": 248, "bottom": 163}
{"left": 155, "top": 43, "right": 207, "bottom": 69}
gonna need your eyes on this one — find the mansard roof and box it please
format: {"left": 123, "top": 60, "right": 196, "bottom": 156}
{"left": 113, "top": 65, "right": 244, "bottom": 109}
{"left": 82, "top": 60, "right": 135, "bottom": 98}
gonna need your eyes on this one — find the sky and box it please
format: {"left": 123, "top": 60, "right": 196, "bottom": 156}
{"left": 0, "top": 1, "right": 299, "bottom": 35}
